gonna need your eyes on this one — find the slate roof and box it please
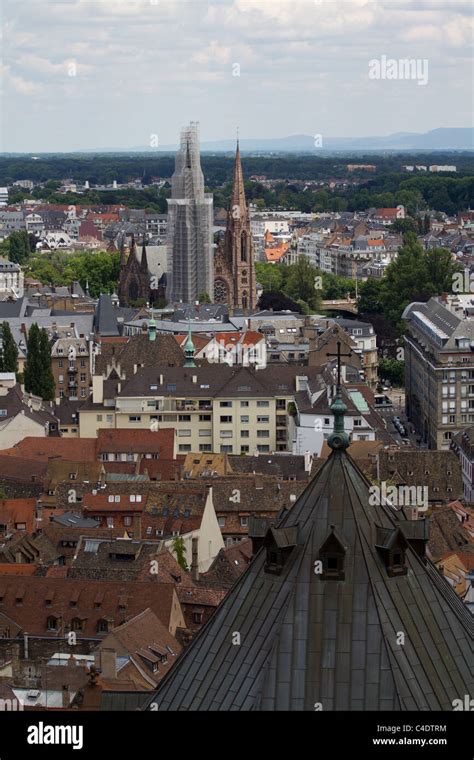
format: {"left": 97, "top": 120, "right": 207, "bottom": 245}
{"left": 144, "top": 447, "right": 473, "bottom": 711}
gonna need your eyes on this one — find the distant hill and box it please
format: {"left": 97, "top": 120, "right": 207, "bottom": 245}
{"left": 127, "top": 128, "right": 473, "bottom": 153}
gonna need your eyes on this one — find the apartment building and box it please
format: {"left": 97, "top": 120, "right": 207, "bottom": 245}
{"left": 79, "top": 365, "right": 323, "bottom": 454}
{"left": 403, "top": 295, "right": 474, "bottom": 450}
{"left": 51, "top": 337, "right": 92, "bottom": 401}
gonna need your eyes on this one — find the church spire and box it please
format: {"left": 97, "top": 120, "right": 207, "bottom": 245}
{"left": 141, "top": 235, "right": 148, "bottom": 270}
{"left": 119, "top": 233, "right": 126, "bottom": 268}
{"left": 230, "top": 139, "right": 247, "bottom": 216}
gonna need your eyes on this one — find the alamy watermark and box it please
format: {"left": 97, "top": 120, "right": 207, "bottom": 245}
{"left": 369, "top": 482, "right": 428, "bottom": 510}
{"left": 369, "top": 55, "right": 428, "bottom": 86}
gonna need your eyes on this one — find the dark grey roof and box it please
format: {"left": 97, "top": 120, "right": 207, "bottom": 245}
{"left": 95, "top": 294, "right": 120, "bottom": 337}
{"left": 0, "top": 296, "right": 28, "bottom": 319}
{"left": 51, "top": 512, "right": 100, "bottom": 528}
{"left": 101, "top": 691, "right": 151, "bottom": 711}
{"left": 144, "top": 448, "right": 473, "bottom": 711}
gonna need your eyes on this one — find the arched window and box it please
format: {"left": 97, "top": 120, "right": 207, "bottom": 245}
{"left": 241, "top": 232, "right": 248, "bottom": 262}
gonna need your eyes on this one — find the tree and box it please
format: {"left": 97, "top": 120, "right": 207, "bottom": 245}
{"left": 7, "top": 231, "right": 30, "bottom": 265}
{"left": 379, "top": 358, "right": 405, "bottom": 387}
{"left": 358, "top": 278, "right": 384, "bottom": 314}
{"left": 0, "top": 323, "right": 18, "bottom": 373}
{"left": 255, "top": 262, "right": 284, "bottom": 293}
{"left": 285, "top": 255, "right": 322, "bottom": 311}
{"left": 380, "top": 235, "right": 460, "bottom": 330}
{"left": 197, "top": 292, "right": 211, "bottom": 303}
{"left": 39, "top": 328, "right": 55, "bottom": 401}
{"left": 172, "top": 536, "right": 189, "bottom": 572}
{"left": 257, "top": 291, "right": 303, "bottom": 313}
{"left": 24, "top": 323, "right": 42, "bottom": 396}
{"left": 24, "top": 324, "right": 55, "bottom": 400}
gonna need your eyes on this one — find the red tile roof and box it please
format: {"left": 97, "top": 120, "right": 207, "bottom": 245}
{"left": 1, "top": 438, "right": 97, "bottom": 462}
{"left": 0, "top": 564, "right": 38, "bottom": 576}
{"left": 97, "top": 428, "right": 175, "bottom": 458}
{"left": 0, "top": 499, "right": 37, "bottom": 534}
{"left": 0, "top": 577, "right": 181, "bottom": 637}
{"left": 83, "top": 492, "right": 147, "bottom": 513}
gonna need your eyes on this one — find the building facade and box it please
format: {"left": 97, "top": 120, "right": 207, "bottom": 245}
{"left": 404, "top": 296, "right": 474, "bottom": 450}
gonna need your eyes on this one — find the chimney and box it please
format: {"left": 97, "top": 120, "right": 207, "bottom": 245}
{"left": 62, "top": 684, "right": 70, "bottom": 708}
{"left": 191, "top": 537, "right": 199, "bottom": 582}
{"left": 92, "top": 375, "right": 104, "bottom": 405}
{"left": 304, "top": 451, "right": 313, "bottom": 473}
{"left": 96, "top": 648, "right": 117, "bottom": 680}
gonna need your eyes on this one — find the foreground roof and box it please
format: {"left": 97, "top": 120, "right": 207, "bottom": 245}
{"left": 145, "top": 447, "right": 473, "bottom": 711}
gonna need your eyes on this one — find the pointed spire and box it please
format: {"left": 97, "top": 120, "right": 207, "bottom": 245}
{"left": 119, "top": 234, "right": 126, "bottom": 267}
{"left": 230, "top": 138, "right": 246, "bottom": 219}
{"left": 141, "top": 235, "right": 148, "bottom": 270}
{"left": 183, "top": 319, "right": 196, "bottom": 367}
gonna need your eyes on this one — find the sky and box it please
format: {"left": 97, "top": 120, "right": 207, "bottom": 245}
{"left": 0, "top": 0, "right": 473, "bottom": 152}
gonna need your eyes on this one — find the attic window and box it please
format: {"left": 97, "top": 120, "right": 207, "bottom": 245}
{"left": 263, "top": 526, "right": 298, "bottom": 576}
{"left": 319, "top": 526, "right": 346, "bottom": 581}
{"left": 375, "top": 526, "right": 408, "bottom": 578}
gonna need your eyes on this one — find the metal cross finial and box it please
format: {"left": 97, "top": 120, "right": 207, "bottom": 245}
{"left": 326, "top": 340, "right": 352, "bottom": 388}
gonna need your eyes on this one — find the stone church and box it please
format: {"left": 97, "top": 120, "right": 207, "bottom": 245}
{"left": 213, "top": 142, "right": 257, "bottom": 311}
{"left": 117, "top": 235, "right": 163, "bottom": 307}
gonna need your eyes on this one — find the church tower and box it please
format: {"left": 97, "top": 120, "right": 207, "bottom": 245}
{"left": 214, "top": 141, "right": 256, "bottom": 311}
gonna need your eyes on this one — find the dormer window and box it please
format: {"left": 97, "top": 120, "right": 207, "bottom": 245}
{"left": 375, "top": 526, "right": 408, "bottom": 577}
{"left": 318, "top": 526, "right": 346, "bottom": 581}
{"left": 264, "top": 526, "right": 298, "bottom": 576}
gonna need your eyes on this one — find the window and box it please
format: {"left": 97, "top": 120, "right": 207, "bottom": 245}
{"left": 220, "top": 415, "right": 232, "bottom": 423}
{"left": 240, "top": 415, "right": 249, "bottom": 424}
{"left": 106, "top": 414, "right": 113, "bottom": 423}
{"left": 129, "top": 415, "right": 141, "bottom": 422}
{"left": 257, "top": 445, "right": 270, "bottom": 452}
{"left": 179, "top": 444, "right": 192, "bottom": 452}
{"left": 220, "top": 430, "right": 233, "bottom": 438}
{"left": 179, "top": 414, "right": 191, "bottom": 422}
{"left": 107, "top": 517, "right": 114, "bottom": 528}
{"left": 166, "top": 383, "right": 176, "bottom": 392}
{"left": 240, "top": 516, "right": 248, "bottom": 527}
{"left": 220, "top": 445, "right": 233, "bottom": 453}
{"left": 80, "top": 373, "right": 86, "bottom": 382}
{"left": 58, "top": 360, "right": 63, "bottom": 368}
{"left": 199, "top": 444, "right": 212, "bottom": 452}
{"left": 123, "top": 516, "right": 132, "bottom": 527}
{"left": 47, "top": 616, "right": 59, "bottom": 631}
{"left": 58, "top": 374, "right": 64, "bottom": 384}
{"left": 257, "top": 400, "right": 269, "bottom": 407}
{"left": 193, "top": 611, "right": 203, "bottom": 624}
{"left": 220, "top": 401, "right": 232, "bottom": 407}
{"left": 199, "top": 414, "right": 211, "bottom": 421}
{"left": 241, "top": 430, "right": 249, "bottom": 438}
{"left": 240, "top": 401, "right": 249, "bottom": 407}
{"left": 178, "top": 429, "right": 191, "bottom": 437}
{"left": 218, "top": 517, "right": 226, "bottom": 527}
{"left": 257, "top": 416, "right": 269, "bottom": 423}
{"left": 257, "top": 430, "right": 269, "bottom": 438}
{"left": 97, "top": 619, "right": 109, "bottom": 633}
{"left": 241, "top": 445, "right": 249, "bottom": 453}
{"left": 354, "top": 419, "right": 362, "bottom": 427}
{"left": 80, "top": 359, "right": 85, "bottom": 367}
{"left": 71, "top": 618, "right": 83, "bottom": 632}
{"left": 96, "top": 415, "right": 103, "bottom": 422}
{"left": 80, "top": 388, "right": 86, "bottom": 398}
